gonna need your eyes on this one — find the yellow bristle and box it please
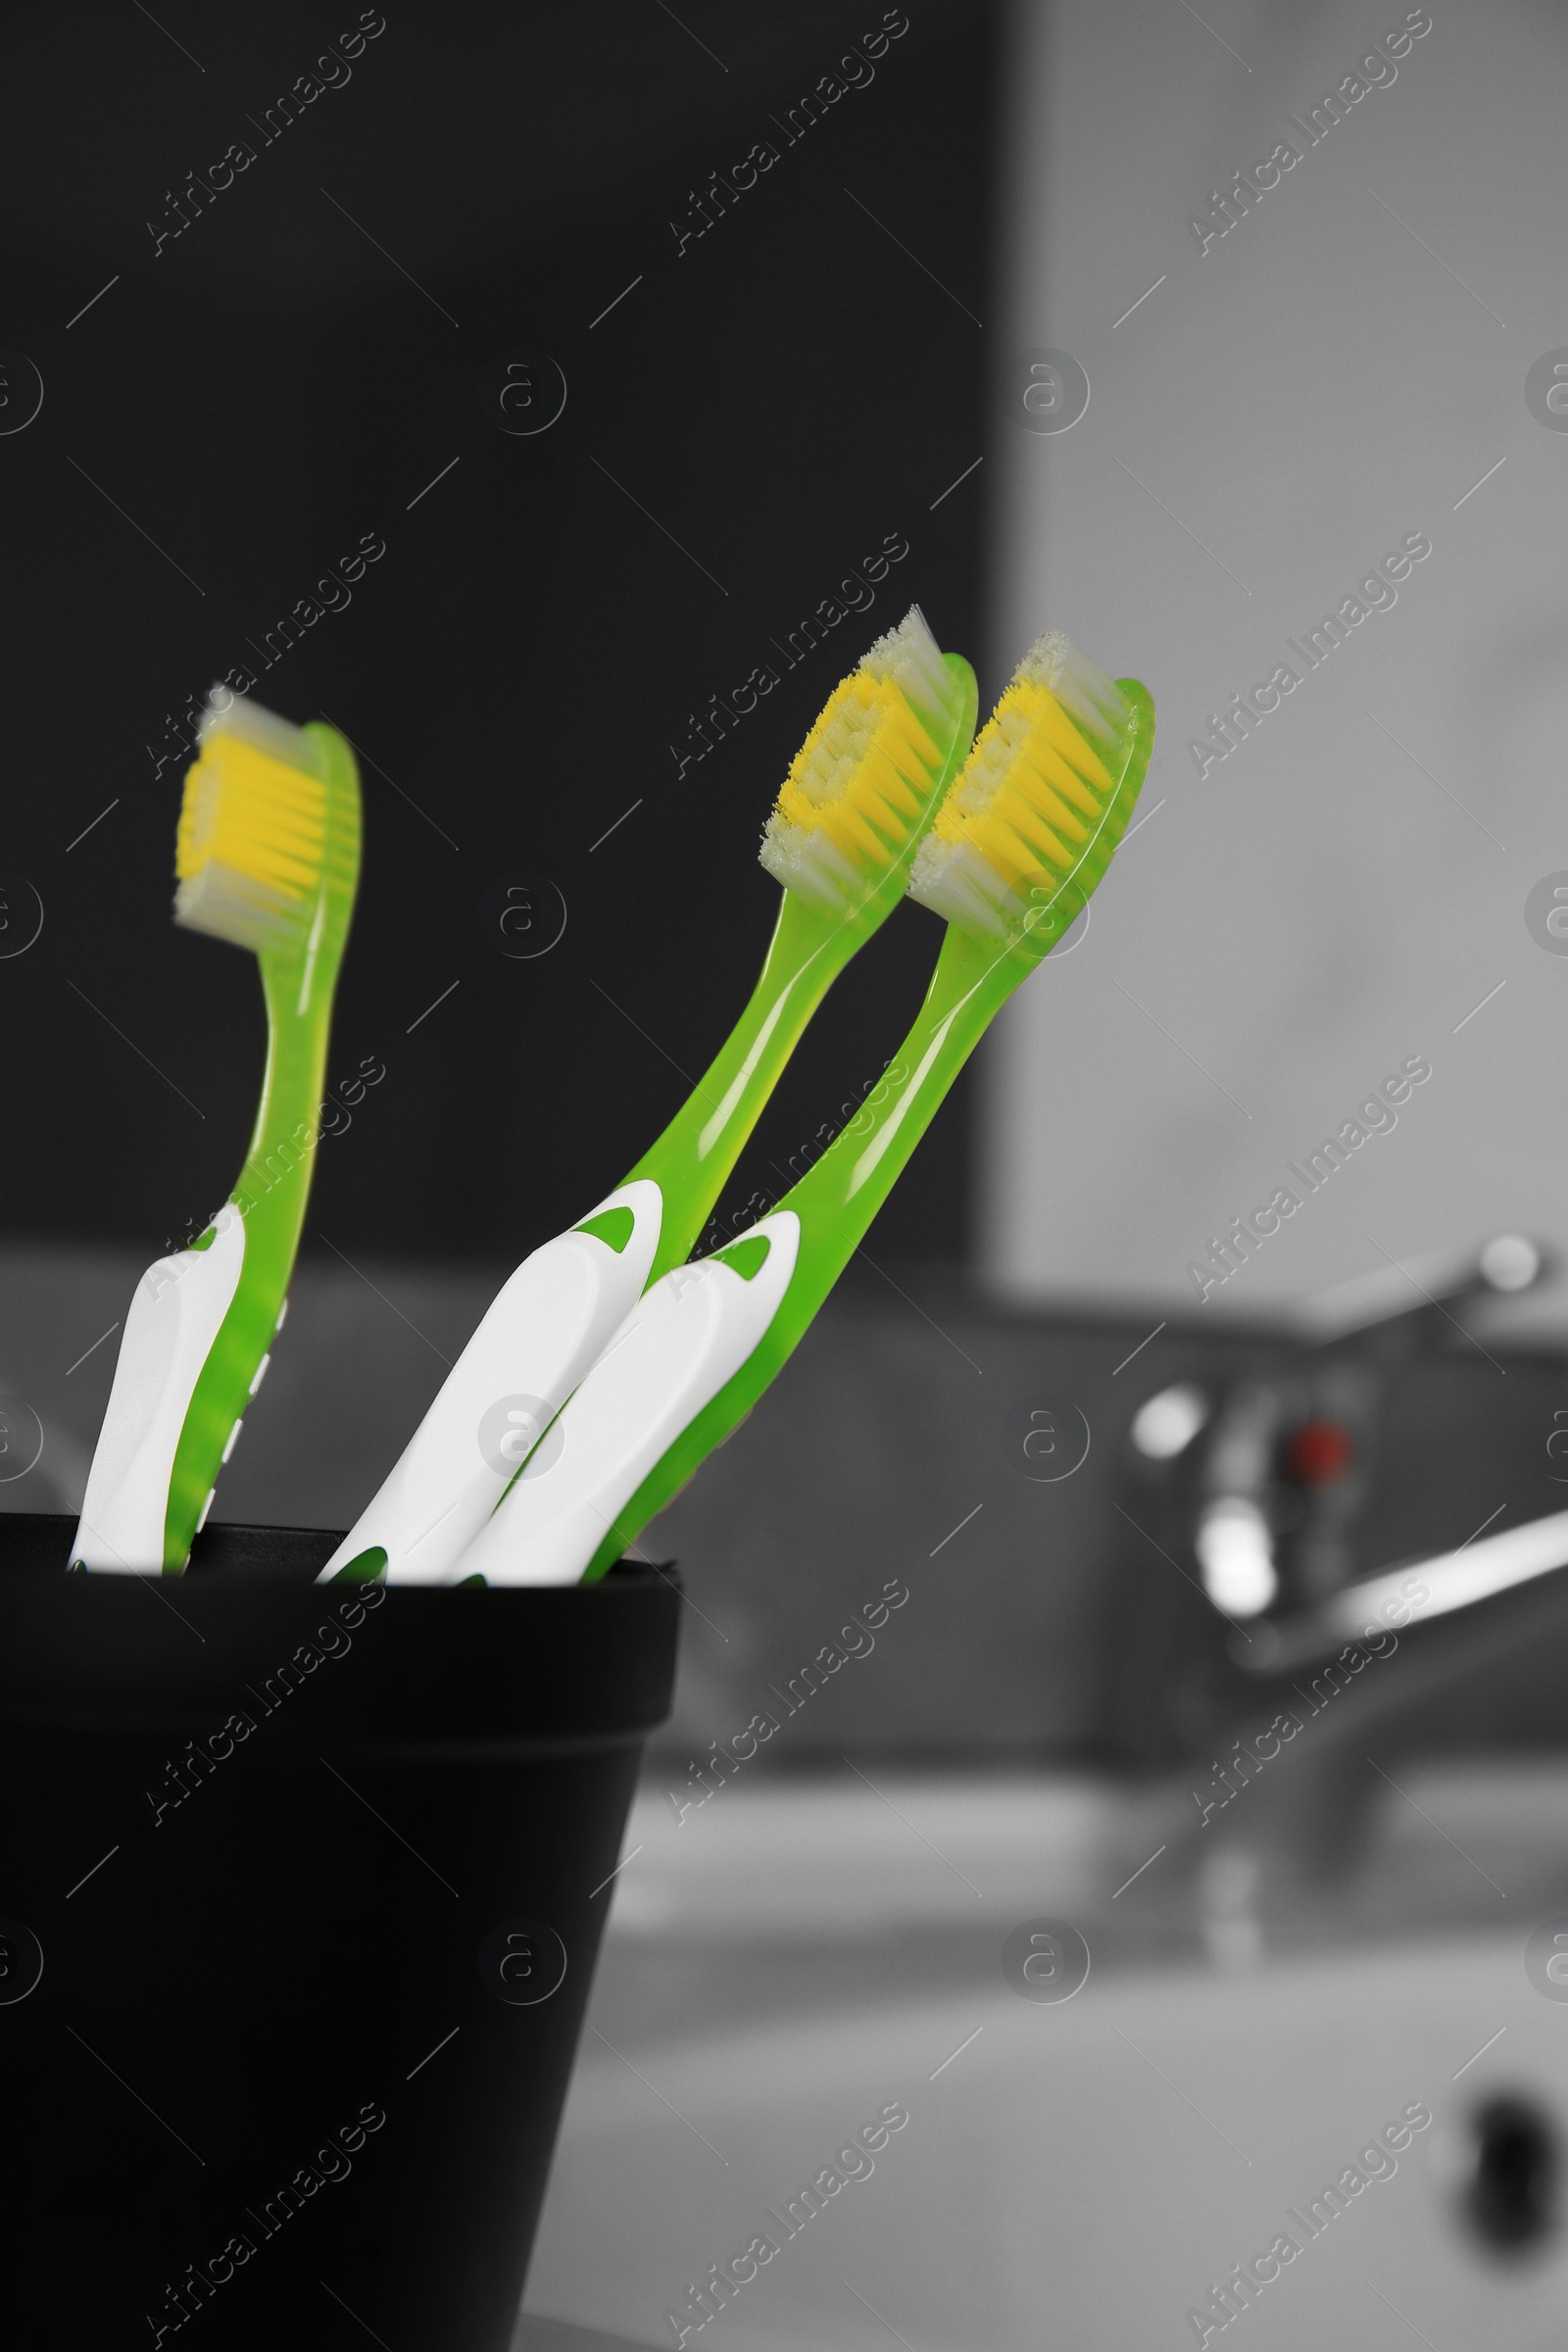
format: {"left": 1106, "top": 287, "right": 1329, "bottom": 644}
{"left": 174, "top": 728, "right": 328, "bottom": 954}
{"left": 1029, "top": 692, "right": 1115, "bottom": 796}
{"left": 758, "top": 608, "right": 961, "bottom": 915}
{"left": 1006, "top": 778, "right": 1082, "bottom": 857}
{"left": 910, "top": 632, "right": 1136, "bottom": 944}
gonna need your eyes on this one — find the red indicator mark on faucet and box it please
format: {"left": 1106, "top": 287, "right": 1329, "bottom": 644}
{"left": 1286, "top": 1419, "right": 1353, "bottom": 1487}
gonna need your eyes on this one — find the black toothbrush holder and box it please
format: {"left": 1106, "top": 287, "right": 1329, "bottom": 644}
{"left": 0, "top": 1514, "right": 677, "bottom": 2350}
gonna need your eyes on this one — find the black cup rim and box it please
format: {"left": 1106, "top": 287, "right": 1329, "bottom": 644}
{"left": 0, "top": 1514, "right": 679, "bottom": 1753}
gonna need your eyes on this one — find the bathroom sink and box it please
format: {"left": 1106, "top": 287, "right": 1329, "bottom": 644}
{"left": 523, "top": 1774, "right": 1568, "bottom": 2351}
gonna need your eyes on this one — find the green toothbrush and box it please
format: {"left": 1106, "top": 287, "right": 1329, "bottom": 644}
{"left": 73, "top": 691, "right": 362, "bottom": 1572}
{"left": 622, "top": 607, "right": 979, "bottom": 1289}
{"left": 448, "top": 631, "right": 1154, "bottom": 1586}
{"left": 322, "top": 609, "right": 977, "bottom": 1584}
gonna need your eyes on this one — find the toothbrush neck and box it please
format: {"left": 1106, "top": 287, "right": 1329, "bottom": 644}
{"left": 624, "top": 889, "right": 856, "bottom": 1282}
{"left": 230, "top": 956, "right": 334, "bottom": 1230}
{"left": 771, "top": 923, "right": 1018, "bottom": 1299}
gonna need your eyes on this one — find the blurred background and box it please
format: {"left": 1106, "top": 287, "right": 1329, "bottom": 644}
{"left": 9, "top": 2, "right": 1568, "bottom": 2346}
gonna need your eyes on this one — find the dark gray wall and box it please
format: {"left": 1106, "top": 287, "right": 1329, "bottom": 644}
{"left": 1, "top": 0, "right": 995, "bottom": 1267}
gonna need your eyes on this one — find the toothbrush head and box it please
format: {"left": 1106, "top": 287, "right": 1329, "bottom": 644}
{"left": 909, "top": 632, "right": 1152, "bottom": 961}
{"left": 174, "top": 688, "right": 360, "bottom": 970}
{"left": 758, "top": 607, "right": 975, "bottom": 925}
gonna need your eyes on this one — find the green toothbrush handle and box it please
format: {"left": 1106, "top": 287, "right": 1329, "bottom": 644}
{"left": 159, "top": 967, "right": 330, "bottom": 1560}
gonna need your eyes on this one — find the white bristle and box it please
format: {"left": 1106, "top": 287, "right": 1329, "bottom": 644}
{"left": 174, "top": 863, "right": 305, "bottom": 952}
{"left": 1014, "top": 632, "right": 1128, "bottom": 740}
{"left": 909, "top": 832, "right": 1016, "bottom": 937}
{"left": 757, "top": 821, "right": 862, "bottom": 907}
{"left": 197, "top": 682, "right": 318, "bottom": 776}
{"left": 861, "top": 606, "right": 949, "bottom": 715}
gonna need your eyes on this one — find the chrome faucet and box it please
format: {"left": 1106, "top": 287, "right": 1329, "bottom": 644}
{"left": 1129, "top": 1234, "right": 1546, "bottom": 1637}
{"left": 1108, "top": 1236, "right": 1566, "bottom": 1917}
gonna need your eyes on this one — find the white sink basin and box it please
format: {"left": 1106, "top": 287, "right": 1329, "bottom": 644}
{"left": 524, "top": 1776, "right": 1568, "bottom": 2351}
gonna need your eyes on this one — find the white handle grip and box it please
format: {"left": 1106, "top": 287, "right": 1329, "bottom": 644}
{"left": 320, "top": 1181, "right": 663, "bottom": 1584}
{"left": 73, "top": 1206, "right": 248, "bottom": 1571}
{"left": 450, "top": 1210, "right": 801, "bottom": 1587}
